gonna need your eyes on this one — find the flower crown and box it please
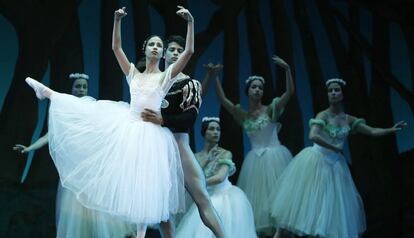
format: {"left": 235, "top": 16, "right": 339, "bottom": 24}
{"left": 69, "top": 73, "right": 89, "bottom": 80}
{"left": 202, "top": 117, "right": 220, "bottom": 123}
{"left": 245, "top": 75, "right": 265, "bottom": 85}
{"left": 325, "top": 78, "right": 346, "bottom": 87}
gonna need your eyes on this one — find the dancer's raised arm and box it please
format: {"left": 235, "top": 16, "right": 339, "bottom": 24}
{"left": 112, "top": 7, "right": 131, "bottom": 76}
{"left": 170, "top": 6, "right": 194, "bottom": 78}
{"left": 272, "top": 55, "right": 294, "bottom": 111}
{"left": 214, "top": 77, "right": 237, "bottom": 115}
{"left": 201, "top": 63, "right": 223, "bottom": 98}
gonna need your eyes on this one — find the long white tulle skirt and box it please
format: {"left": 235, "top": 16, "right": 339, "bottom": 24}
{"left": 270, "top": 144, "right": 366, "bottom": 238}
{"left": 48, "top": 93, "right": 185, "bottom": 224}
{"left": 176, "top": 179, "right": 257, "bottom": 238}
{"left": 237, "top": 145, "right": 292, "bottom": 235}
{"left": 56, "top": 183, "right": 134, "bottom": 238}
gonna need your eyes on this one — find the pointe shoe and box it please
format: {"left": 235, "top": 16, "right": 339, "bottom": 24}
{"left": 25, "top": 77, "right": 50, "bottom": 99}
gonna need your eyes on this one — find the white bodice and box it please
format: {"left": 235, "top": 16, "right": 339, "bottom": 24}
{"left": 310, "top": 113, "right": 351, "bottom": 150}
{"left": 127, "top": 63, "right": 175, "bottom": 118}
{"left": 243, "top": 113, "right": 281, "bottom": 150}
{"left": 129, "top": 74, "right": 165, "bottom": 117}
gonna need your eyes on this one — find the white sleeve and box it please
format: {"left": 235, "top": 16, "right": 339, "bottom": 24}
{"left": 160, "top": 63, "right": 177, "bottom": 93}
{"left": 126, "top": 63, "right": 137, "bottom": 85}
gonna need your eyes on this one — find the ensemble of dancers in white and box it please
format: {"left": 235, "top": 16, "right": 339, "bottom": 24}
{"left": 14, "top": 6, "right": 407, "bottom": 238}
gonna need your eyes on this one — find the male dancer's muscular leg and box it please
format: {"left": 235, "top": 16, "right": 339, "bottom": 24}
{"left": 159, "top": 221, "right": 174, "bottom": 238}
{"left": 160, "top": 133, "right": 225, "bottom": 238}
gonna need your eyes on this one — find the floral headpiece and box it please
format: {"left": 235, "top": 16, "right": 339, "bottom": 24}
{"left": 325, "top": 78, "right": 346, "bottom": 87}
{"left": 245, "top": 75, "right": 265, "bottom": 85}
{"left": 202, "top": 117, "right": 220, "bottom": 123}
{"left": 69, "top": 73, "right": 89, "bottom": 80}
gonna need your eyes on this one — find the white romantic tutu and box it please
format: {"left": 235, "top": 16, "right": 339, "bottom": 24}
{"left": 48, "top": 93, "right": 185, "bottom": 224}
{"left": 270, "top": 144, "right": 366, "bottom": 238}
{"left": 237, "top": 143, "right": 292, "bottom": 234}
{"left": 56, "top": 183, "right": 134, "bottom": 238}
{"left": 176, "top": 179, "right": 257, "bottom": 238}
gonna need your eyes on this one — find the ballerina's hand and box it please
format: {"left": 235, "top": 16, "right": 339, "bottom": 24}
{"left": 390, "top": 121, "right": 407, "bottom": 132}
{"left": 114, "top": 7, "right": 127, "bottom": 20}
{"left": 272, "top": 55, "right": 290, "bottom": 69}
{"left": 176, "top": 6, "right": 193, "bottom": 22}
{"left": 203, "top": 62, "right": 223, "bottom": 75}
{"left": 13, "top": 144, "right": 28, "bottom": 154}
{"left": 211, "top": 148, "right": 221, "bottom": 158}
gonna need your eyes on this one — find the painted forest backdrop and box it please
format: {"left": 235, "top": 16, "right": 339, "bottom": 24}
{"left": 0, "top": 0, "right": 413, "bottom": 237}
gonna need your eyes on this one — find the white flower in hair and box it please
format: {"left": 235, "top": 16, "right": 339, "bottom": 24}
{"left": 325, "top": 78, "right": 346, "bottom": 87}
{"left": 202, "top": 117, "right": 220, "bottom": 123}
{"left": 69, "top": 73, "right": 89, "bottom": 80}
{"left": 245, "top": 75, "right": 265, "bottom": 85}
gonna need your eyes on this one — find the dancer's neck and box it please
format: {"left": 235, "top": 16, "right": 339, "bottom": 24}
{"left": 144, "top": 59, "right": 161, "bottom": 73}
{"left": 248, "top": 98, "right": 263, "bottom": 112}
{"left": 203, "top": 141, "right": 217, "bottom": 153}
{"left": 328, "top": 103, "right": 344, "bottom": 115}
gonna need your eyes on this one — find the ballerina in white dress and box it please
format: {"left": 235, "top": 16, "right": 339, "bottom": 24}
{"left": 214, "top": 56, "right": 294, "bottom": 236}
{"left": 24, "top": 5, "right": 194, "bottom": 238}
{"left": 176, "top": 117, "right": 257, "bottom": 238}
{"left": 270, "top": 78, "right": 407, "bottom": 238}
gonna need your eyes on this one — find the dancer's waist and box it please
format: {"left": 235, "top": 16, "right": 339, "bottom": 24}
{"left": 312, "top": 144, "right": 344, "bottom": 165}
{"left": 207, "top": 179, "right": 231, "bottom": 193}
{"left": 312, "top": 144, "right": 341, "bottom": 155}
{"left": 128, "top": 107, "right": 161, "bottom": 121}
{"left": 251, "top": 141, "right": 281, "bottom": 150}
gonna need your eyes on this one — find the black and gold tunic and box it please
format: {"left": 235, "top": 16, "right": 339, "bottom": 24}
{"left": 161, "top": 75, "right": 202, "bottom": 133}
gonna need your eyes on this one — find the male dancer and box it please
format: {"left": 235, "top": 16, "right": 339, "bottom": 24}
{"left": 141, "top": 35, "right": 225, "bottom": 238}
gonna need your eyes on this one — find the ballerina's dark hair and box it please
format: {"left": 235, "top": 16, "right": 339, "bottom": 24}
{"left": 200, "top": 117, "right": 220, "bottom": 137}
{"left": 141, "top": 35, "right": 164, "bottom": 53}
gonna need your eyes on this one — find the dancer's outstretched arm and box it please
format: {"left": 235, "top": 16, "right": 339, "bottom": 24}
{"left": 272, "top": 55, "right": 294, "bottom": 111}
{"left": 170, "top": 6, "right": 194, "bottom": 79}
{"left": 13, "top": 133, "right": 49, "bottom": 154}
{"left": 112, "top": 7, "right": 131, "bottom": 76}
{"left": 350, "top": 116, "right": 407, "bottom": 136}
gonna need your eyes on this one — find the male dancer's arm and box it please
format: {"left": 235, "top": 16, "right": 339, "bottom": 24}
{"left": 141, "top": 107, "right": 197, "bottom": 130}
{"left": 142, "top": 79, "right": 201, "bottom": 129}
{"left": 142, "top": 101, "right": 198, "bottom": 128}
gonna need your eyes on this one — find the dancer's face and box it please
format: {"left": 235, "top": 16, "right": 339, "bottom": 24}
{"left": 72, "top": 78, "right": 88, "bottom": 97}
{"left": 165, "top": 42, "right": 184, "bottom": 65}
{"left": 327, "top": 82, "right": 343, "bottom": 104}
{"left": 205, "top": 121, "right": 221, "bottom": 144}
{"left": 144, "top": 36, "right": 164, "bottom": 60}
{"left": 248, "top": 80, "right": 264, "bottom": 100}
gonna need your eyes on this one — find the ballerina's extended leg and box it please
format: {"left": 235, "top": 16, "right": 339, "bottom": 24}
{"left": 25, "top": 77, "right": 54, "bottom": 99}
